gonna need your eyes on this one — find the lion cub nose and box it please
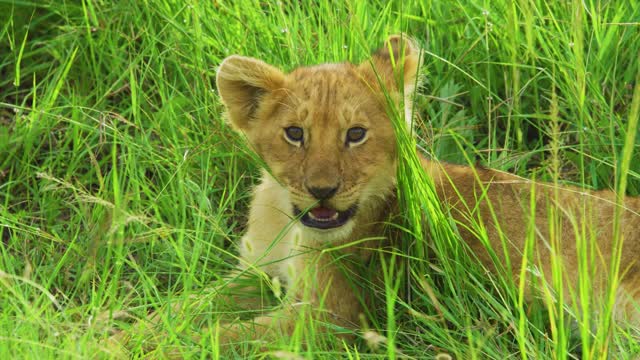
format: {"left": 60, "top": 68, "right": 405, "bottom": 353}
{"left": 307, "top": 185, "right": 339, "bottom": 200}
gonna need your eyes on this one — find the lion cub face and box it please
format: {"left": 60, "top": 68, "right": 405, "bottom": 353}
{"left": 217, "top": 36, "right": 420, "bottom": 236}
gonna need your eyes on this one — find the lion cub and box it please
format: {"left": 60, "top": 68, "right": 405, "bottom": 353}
{"left": 214, "top": 35, "right": 640, "bottom": 344}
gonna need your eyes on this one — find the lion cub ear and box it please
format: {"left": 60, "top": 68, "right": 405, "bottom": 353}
{"left": 216, "top": 55, "right": 285, "bottom": 131}
{"left": 360, "top": 34, "right": 421, "bottom": 94}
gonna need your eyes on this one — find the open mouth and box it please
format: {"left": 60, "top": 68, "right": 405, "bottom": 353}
{"left": 293, "top": 204, "right": 357, "bottom": 230}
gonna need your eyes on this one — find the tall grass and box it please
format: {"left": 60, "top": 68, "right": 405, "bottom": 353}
{"left": 0, "top": 0, "right": 638, "bottom": 358}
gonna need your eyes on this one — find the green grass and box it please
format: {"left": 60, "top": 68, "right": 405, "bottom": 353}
{"left": 1, "top": 0, "right": 639, "bottom": 358}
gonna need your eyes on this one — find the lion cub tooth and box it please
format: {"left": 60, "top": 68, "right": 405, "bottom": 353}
{"left": 308, "top": 211, "right": 340, "bottom": 222}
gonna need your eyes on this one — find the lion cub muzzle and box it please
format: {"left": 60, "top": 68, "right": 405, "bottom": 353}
{"left": 295, "top": 173, "right": 358, "bottom": 230}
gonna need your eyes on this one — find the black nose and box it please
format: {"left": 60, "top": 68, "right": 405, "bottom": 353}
{"left": 307, "top": 186, "right": 339, "bottom": 200}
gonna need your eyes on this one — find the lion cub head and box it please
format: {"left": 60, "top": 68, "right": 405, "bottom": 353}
{"left": 217, "top": 35, "right": 420, "bottom": 236}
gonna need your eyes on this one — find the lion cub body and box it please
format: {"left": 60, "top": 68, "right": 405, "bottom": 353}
{"left": 215, "top": 36, "right": 640, "bottom": 343}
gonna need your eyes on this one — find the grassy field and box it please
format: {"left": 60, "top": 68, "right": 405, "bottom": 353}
{"left": 1, "top": 0, "right": 639, "bottom": 358}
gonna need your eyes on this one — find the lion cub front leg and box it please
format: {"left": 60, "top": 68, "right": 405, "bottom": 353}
{"left": 107, "top": 268, "right": 275, "bottom": 352}
{"left": 212, "top": 252, "right": 365, "bottom": 346}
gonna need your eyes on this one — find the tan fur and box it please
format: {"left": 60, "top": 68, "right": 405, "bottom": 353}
{"left": 215, "top": 35, "right": 640, "bottom": 344}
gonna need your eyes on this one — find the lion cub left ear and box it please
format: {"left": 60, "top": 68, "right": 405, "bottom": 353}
{"left": 216, "top": 55, "right": 285, "bottom": 131}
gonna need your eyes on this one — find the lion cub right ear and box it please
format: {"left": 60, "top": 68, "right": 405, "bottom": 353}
{"left": 359, "top": 34, "right": 422, "bottom": 96}
{"left": 216, "top": 55, "right": 285, "bottom": 131}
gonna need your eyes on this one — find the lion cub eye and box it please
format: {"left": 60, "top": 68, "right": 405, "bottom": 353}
{"left": 346, "top": 127, "right": 367, "bottom": 146}
{"left": 284, "top": 126, "right": 304, "bottom": 145}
